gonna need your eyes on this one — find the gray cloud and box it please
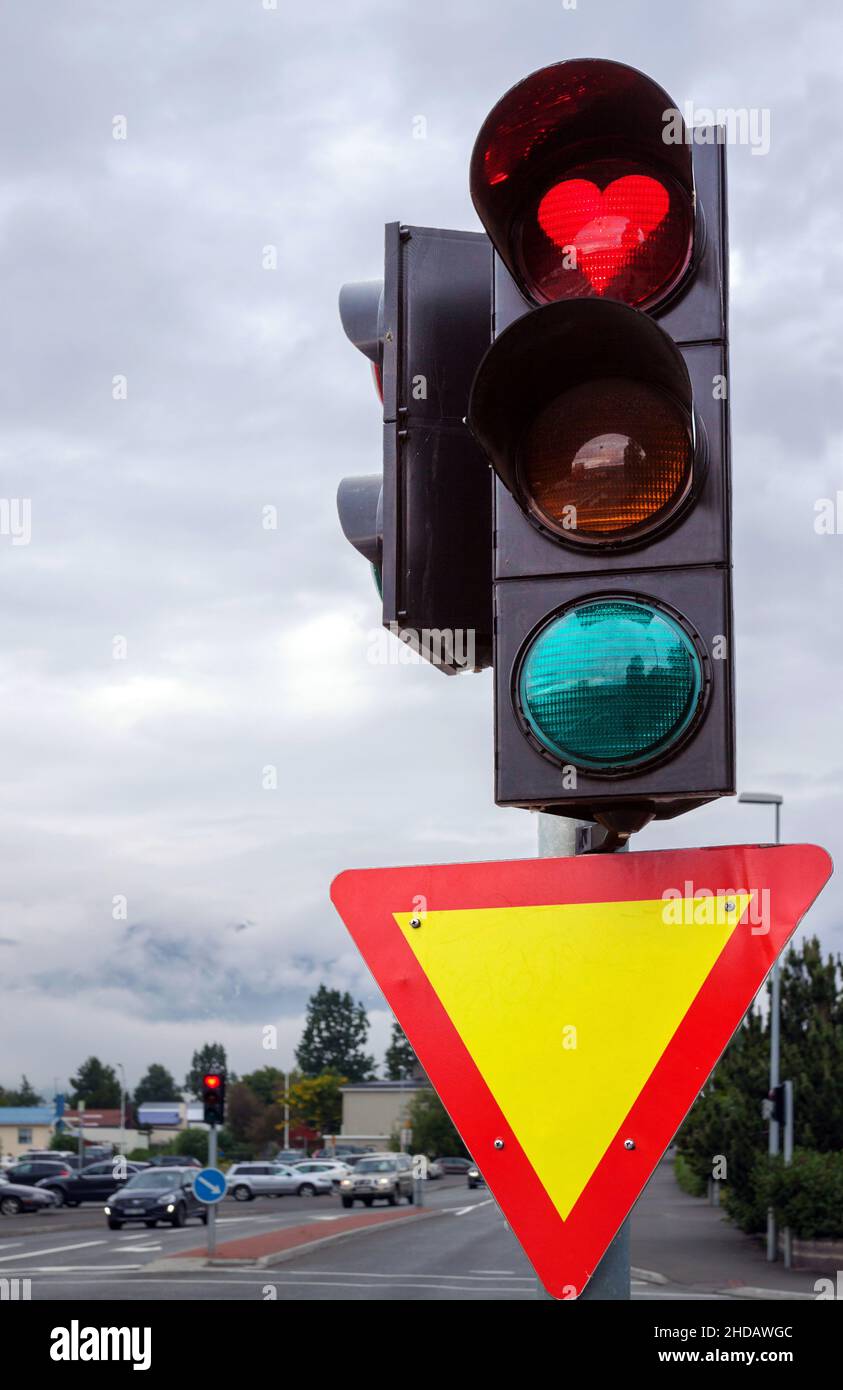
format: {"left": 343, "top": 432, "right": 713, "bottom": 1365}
{"left": 2, "top": 0, "right": 842, "bottom": 1097}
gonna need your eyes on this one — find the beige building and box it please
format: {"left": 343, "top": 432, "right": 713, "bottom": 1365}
{"left": 332, "top": 1080, "right": 429, "bottom": 1149}
{"left": 0, "top": 1107, "right": 54, "bottom": 1161}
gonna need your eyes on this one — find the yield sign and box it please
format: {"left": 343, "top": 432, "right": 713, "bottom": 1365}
{"left": 331, "top": 844, "right": 831, "bottom": 1298}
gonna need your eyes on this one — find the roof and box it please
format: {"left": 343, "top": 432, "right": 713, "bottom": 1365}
{"left": 0, "top": 1107, "right": 54, "bottom": 1126}
{"left": 340, "top": 1080, "right": 428, "bottom": 1093}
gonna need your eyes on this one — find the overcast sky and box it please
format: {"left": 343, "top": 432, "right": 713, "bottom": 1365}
{"left": 2, "top": 0, "right": 841, "bottom": 1102}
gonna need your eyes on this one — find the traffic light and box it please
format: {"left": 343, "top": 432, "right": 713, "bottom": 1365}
{"left": 338, "top": 224, "right": 493, "bottom": 673}
{"left": 468, "top": 59, "right": 734, "bottom": 836}
{"left": 202, "top": 1071, "right": 226, "bottom": 1127}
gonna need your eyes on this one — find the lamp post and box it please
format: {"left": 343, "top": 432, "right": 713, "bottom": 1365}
{"left": 738, "top": 790, "right": 783, "bottom": 1262}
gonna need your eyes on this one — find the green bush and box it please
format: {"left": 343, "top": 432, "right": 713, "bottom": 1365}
{"left": 757, "top": 1151, "right": 843, "bottom": 1240}
{"left": 674, "top": 1151, "right": 707, "bottom": 1198}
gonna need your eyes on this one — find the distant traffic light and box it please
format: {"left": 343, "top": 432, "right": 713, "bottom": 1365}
{"left": 338, "top": 224, "right": 494, "bottom": 673}
{"left": 468, "top": 59, "right": 734, "bottom": 837}
{"left": 202, "top": 1071, "right": 226, "bottom": 1127}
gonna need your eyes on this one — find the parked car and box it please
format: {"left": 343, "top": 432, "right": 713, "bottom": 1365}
{"left": 275, "top": 1149, "right": 309, "bottom": 1164}
{"left": 6, "top": 1159, "right": 74, "bottom": 1186}
{"left": 339, "top": 1154, "right": 414, "bottom": 1208}
{"left": 426, "top": 1160, "right": 443, "bottom": 1179}
{"left": 0, "top": 1181, "right": 58, "bottom": 1216}
{"left": 105, "top": 1167, "right": 207, "bottom": 1230}
{"left": 225, "top": 1162, "right": 332, "bottom": 1201}
{"left": 434, "top": 1156, "right": 472, "bottom": 1174}
{"left": 467, "top": 1165, "right": 486, "bottom": 1189}
{"left": 37, "top": 1159, "right": 148, "bottom": 1208}
{"left": 293, "top": 1160, "right": 351, "bottom": 1187}
{"left": 148, "top": 1155, "right": 201, "bottom": 1168}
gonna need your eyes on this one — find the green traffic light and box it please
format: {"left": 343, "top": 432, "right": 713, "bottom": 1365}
{"left": 517, "top": 598, "right": 703, "bottom": 771}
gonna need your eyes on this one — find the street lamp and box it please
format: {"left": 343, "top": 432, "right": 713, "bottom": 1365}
{"left": 738, "top": 790, "right": 783, "bottom": 1263}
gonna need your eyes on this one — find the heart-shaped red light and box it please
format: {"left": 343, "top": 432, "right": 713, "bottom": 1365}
{"left": 537, "top": 175, "right": 670, "bottom": 294}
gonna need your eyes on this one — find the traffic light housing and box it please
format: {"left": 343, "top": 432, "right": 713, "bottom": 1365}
{"left": 468, "top": 59, "right": 734, "bottom": 834}
{"left": 338, "top": 224, "right": 493, "bottom": 673}
{"left": 202, "top": 1071, "right": 226, "bottom": 1127}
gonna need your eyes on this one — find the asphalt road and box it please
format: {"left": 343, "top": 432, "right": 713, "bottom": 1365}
{"left": 0, "top": 1174, "right": 730, "bottom": 1301}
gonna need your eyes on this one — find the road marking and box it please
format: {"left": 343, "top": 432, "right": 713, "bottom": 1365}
{"left": 471, "top": 1268, "right": 518, "bottom": 1275}
{"left": 452, "top": 1199, "right": 494, "bottom": 1216}
{"left": 0, "top": 1240, "right": 106, "bottom": 1264}
{"left": 118, "top": 1244, "right": 162, "bottom": 1252}
{"left": 0, "top": 1242, "right": 24, "bottom": 1251}
{"left": 2, "top": 1264, "right": 144, "bottom": 1274}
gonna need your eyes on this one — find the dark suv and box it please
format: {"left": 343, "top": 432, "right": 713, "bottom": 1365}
{"left": 6, "top": 1160, "right": 73, "bottom": 1187}
{"left": 38, "top": 1159, "right": 148, "bottom": 1208}
{"left": 106, "top": 1167, "right": 208, "bottom": 1230}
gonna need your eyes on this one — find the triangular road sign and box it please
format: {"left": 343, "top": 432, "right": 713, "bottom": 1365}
{"left": 331, "top": 844, "right": 831, "bottom": 1298}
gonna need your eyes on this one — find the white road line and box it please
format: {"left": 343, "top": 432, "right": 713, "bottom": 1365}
{"left": 117, "top": 1244, "right": 162, "bottom": 1253}
{"left": 471, "top": 1269, "right": 520, "bottom": 1276}
{"left": 452, "top": 1199, "right": 494, "bottom": 1216}
{"left": 3, "top": 1264, "right": 144, "bottom": 1274}
{"left": 0, "top": 1242, "right": 24, "bottom": 1251}
{"left": 0, "top": 1240, "right": 106, "bottom": 1264}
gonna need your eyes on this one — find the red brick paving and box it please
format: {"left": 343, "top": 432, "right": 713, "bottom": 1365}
{"left": 174, "top": 1207, "right": 429, "bottom": 1261}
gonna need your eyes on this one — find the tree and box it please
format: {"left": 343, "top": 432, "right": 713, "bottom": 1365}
{"left": 173, "top": 1129, "right": 208, "bottom": 1164}
{"left": 184, "top": 1043, "right": 229, "bottom": 1096}
{"left": 281, "top": 1072, "right": 347, "bottom": 1137}
{"left": 295, "top": 986, "right": 375, "bottom": 1082}
{"left": 134, "top": 1064, "right": 181, "bottom": 1108}
{"left": 226, "top": 1082, "right": 264, "bottom": 1144}
{"left": 384, "top": 1020, "right": 417, "bottom": 1080}
{"left": 403, "top": 1089, "right": 466, "bottom": 1159}
{"left": 677, "top": 936, "right": 843, "bottom": 1232}
{"left": 241, "top": 1066, "right": 286, "bottom": 1108}
{"left": 11, "top": 1075, "right": 45, "bottom": 1106}
{"left": 68, "top": 1057, "right": 121, "bottom": 1109}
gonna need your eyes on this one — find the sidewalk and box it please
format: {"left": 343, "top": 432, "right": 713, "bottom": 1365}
{"left": 632, "top": 1158, "right": 822, "bottom": 1298}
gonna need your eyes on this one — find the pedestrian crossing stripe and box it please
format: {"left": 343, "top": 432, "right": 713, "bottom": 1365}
{"left": 331, "top": 844, "right": 831, "bottom": 1298}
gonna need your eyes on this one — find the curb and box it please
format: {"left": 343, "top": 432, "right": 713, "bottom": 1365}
{"left": 139, "top": 1207, "right": 440, "bottom": 1275}
{"left": 717, "top": 1285, "right": 817, "bottom": 1302}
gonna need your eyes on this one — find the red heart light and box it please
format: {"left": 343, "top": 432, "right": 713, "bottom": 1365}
{"left": 537, "top": 175, "right": 670, "bottom": 295}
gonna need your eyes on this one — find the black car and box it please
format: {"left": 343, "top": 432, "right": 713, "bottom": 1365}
{"left": 148, "top": 1155, "right": 202, "bottom": 1168}
{"left": 6, "top": 1159, "right": 74, "bottom": 1186}
{"left": 38, "top": 1159, "right": 148, "bottom": 1208}
{"left": 105, "top": 1167, "right": 208, "bottom": 1229}
{"left": 467, "top": 1165, "right": 487, "bottom": 1189}
{"left": 0, "top": 1181, "right": 58, "bottom": 1216}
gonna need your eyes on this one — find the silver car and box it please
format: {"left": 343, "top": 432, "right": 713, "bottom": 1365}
{"left": 339, "top": 1154, "right": 414, "bottom": 1208}
{"left": 226, "top": 1162, "right": 332, "bottom": 1201}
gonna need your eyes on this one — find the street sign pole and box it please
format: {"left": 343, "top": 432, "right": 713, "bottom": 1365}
{"left": 207, "top": 1124, "right": 217, "bottom": 1258}
{"left": 536, "top": 812, "right": 631, "bottom": 1302}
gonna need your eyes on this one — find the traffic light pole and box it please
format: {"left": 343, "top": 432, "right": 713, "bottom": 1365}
{"left": 536, "top": 812, "right": 631, "bottom": 1302}
{"left": 207, "top": 1123, "right": 217, "bottom": 1258}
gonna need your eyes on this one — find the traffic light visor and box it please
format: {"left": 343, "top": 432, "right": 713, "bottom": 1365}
{"left": 516, "top": 598, "right": 705, "bottom": 772}
{"left": 471, "top": 60, "right": 694, "bottom": 309}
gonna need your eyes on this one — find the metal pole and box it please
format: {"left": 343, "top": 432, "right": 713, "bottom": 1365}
{"left": 283, "top": 1072, "right": 290, "bottom": 1150}
{"left": 783, "top": 1079, "right": 794, "bottom": 1269}
{"left": 207, "top": 1123, "right": 217, "bottom": 1258}
{"left": 767, "top": 802, "right": 782, "bottom": 1262}
{"left": 536, "top": 812, "right": 631, "bottom": 1302}
{"left": 118, "top": 1063, "right": 126, "bottom": 1158}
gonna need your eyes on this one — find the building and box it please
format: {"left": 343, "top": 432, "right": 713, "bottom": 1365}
{"left": 0, "top": 1107, "right": 54, "bottom": 1160}
{"left": 329, "top": 1080, "right": 429, "bottom": 1151}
